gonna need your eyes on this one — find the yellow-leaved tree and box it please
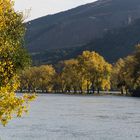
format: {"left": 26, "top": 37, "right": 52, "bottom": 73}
{"left": 20, "top": 65, "right": 56, "bottom": 92}
{"left": 53, "top": 51, "right": 112, "bottom": 94}
{"left": 0, "top": 0, "right": 35, "bottom": 126}
{"left": 78, "top": 51, "right": 112, "bottom": 94}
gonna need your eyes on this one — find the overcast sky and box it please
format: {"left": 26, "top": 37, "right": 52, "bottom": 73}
{"left": 14, "top": 0, "right": 97, "bottom": 21}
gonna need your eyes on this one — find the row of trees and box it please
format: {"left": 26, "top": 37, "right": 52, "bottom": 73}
{"left": 20, "top": 51, "right": 112, "bottom": 94}
{"left": 20, "top": 45, "right": 140, "bottom": 96}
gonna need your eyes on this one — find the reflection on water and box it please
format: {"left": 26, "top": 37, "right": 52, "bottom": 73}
{"left": 0, "top": 94, "right": 140, "bottom": 140}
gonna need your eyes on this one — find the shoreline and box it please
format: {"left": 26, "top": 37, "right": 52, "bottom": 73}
{"left": 16, "top": 92, "right": 133, "bottom": 97}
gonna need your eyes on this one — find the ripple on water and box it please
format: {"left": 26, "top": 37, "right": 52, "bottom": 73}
{"left": 0, "top": 95, "right": 140, "bottom": 140}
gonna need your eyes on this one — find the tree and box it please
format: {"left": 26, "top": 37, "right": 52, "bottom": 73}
{"left": 20, "top": 67, "right": 39, "bottom": 92}
{"left": 20, "top": 65, "right": 56, "bottom": 93}
{"left": 112, "top": 52, "right": 136, "bottom": 95}
{"left": 37, "top": 65, "right": 56, "bottom": 92}
{"left": 111, "top": 44, "right": 140, "bottom": 95}
{"left": 0, "top": 0, "right": 35, "bottom": 126}
{"left": 132, "top": 44, "right": 140, "bottom": 89}
{"left": 62, "top": 59, "right": 87, "bottom": 93}
{"left": 78, "top": 51, "right": 112, "bottom": 94}
{"left": 53, "top": 51, "right": 112, "bottom": 94}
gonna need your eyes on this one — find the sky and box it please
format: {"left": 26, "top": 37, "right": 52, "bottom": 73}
{"left": 14, "top": 0, "right": 97, "bottom": 21}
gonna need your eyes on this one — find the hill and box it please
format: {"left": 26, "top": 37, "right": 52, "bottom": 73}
{"left": 25, "top": 0, "right": 140, "bottom": 64}
{"left": 31, "top": 19, "right": 140, "bottom": 65}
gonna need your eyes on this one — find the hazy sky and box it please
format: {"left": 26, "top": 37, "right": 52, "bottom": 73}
{"left": 14, "top": 0, "right": 97, "bottom": 21}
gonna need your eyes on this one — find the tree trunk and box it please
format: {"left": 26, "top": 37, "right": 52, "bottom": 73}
{"left": 125, "top": 87, "right": 128, "bottom": 95}
{"left": 91, "top": 82, "right": 94, "bottom": 94}
{"left": 73, "top": 87, "right": 77, "bottom": 94}
{"left": 121, "top": 87, "right": 124, "bottom": 95}
{"left": 97, "top": 88, "right": 100, "bottom": 94}
{"left": 20, "top": 88, "right": 23, "bottom": 93}
{"left": 80, "top": 87, "right": 83, "bottom": 94}
{"left": 87, "top": 80, "right": 90, "bottom": 94}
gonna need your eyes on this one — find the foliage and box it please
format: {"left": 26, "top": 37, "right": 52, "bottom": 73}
{"left": 78, "top": 51, "right": 112, "bottom": 93}
{"left": 132, "top": 44, "right": 140, "bottom": 89}
{"left": 112, "top": 56, "right": 134, "bottom": 94}
{"left": 112, "top": 44, "right": 140, "bottom": 95}
{"left": 20, "top": 51, "right": 112, "bottom": 94}
{"left": 0, "top": 0, "right": 35, "bottom": 126}
{"left": 20, "top": 65, "right": 56, "bottom": 92}
{"left": 61, "top": 59, "right": 86, "bottom": 93}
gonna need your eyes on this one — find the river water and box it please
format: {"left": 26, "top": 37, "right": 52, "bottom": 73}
{"left": 0, "top": 94, "right": 140, "bottom": 140}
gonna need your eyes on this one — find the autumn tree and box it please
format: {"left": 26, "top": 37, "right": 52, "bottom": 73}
{"left": 132, "top": 44, "right": 140, "bottom": 89}
{"left": 111, "top": 45, "right": 140, "bottom": 95}
{"left": 37, "top": 65, "right": 56, "bottom": 92}
{"left": 61, "top": 59, "right": 87, "bottom": 93}
{"left": 112, "top": 56, "right": 135, "bottom": 95}
{"left": 78, "top": 51, "right": 112, "bottom": 94}
{"left": 0, "top": 0, "right": 35, "bottom": 126}
{"left": 52, "top": 73, "right": 65, "bottom": 93}
{"left": 20, "top": 67, "right": 39, "bottom": 92}
{"left": 53, "top": 51, "right": 112, "bottom": 94}
{"left": 20, "top": 65, "right": 56, "bottom": 92}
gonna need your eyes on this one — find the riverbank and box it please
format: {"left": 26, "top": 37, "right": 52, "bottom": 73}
{"left": 17, "top": 91, "right": 134, "bottom": 97}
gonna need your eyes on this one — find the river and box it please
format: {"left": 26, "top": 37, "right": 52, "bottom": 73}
{"left": 0, "top": 94, "right": 140, "bottom": 140}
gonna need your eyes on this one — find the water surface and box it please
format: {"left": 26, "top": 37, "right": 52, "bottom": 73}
{"left": 0, "top": 94, "right": 140, "bottom": 140}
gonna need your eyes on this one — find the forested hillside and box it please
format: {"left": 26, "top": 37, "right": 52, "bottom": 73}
{"left": 31, "top": 19, "right": 140, "bottom": 65}
{"left": 25, "top": 0, "right": 140, "bottom": 65}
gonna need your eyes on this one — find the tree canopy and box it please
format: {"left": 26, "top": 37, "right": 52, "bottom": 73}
{"left": 20, "top": 51, "right": 112, "bottom": 94}
{"left": 112, "top": 44, "right": 140, "bottom": 95}
{"left": 0, "top": 0, "right": 35, "bottom": 126}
